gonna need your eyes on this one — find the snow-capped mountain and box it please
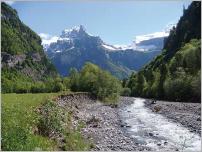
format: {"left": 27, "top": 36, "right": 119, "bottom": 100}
{"left": 101, "top": 31, "right": 169, "bottom": 52}
{"left": 40, "top": 25, "right": 167, "bottom": 79}
{"left": 101, "top": 24, "right": 175, "bottom": 52}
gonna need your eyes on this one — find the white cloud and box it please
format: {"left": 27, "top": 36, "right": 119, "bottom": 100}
{"left": 39, "top": 33, "right": 59, "bottom": 46}
{"left": 4, "top": 1, "right": 15, "bottom": 5}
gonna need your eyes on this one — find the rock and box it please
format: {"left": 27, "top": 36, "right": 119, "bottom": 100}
{"left": 153, "top": 106, "right": 161, "bottom": 112}
{"left": 197, "top": 117, "right": 201, "bottom": 121}
{"left": 157, "top": 143, "right": 161, "bottom": 146}
{"left": 148, "top": 133, "right": 153, "bottom": 136}
{"left": 110, "top": 104, "right": 118, "bottom": 108}
{"left": 92, "top": 124, "right": 98, "bottom": 128}
{"left": 164, "top": 141, "right": 168, "bottom": 145}
{"left": 120, "top": 123, "right": 126, "bottom": 127}
{"left": 151, "top": 100, "right": 156, "bottom": 104}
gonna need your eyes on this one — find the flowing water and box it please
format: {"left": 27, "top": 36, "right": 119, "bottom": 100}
{"left": 120, "top": 98, "right": 201, "bottom": 151}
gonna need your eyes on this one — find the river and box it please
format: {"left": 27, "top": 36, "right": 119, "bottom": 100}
{"left": 120, "top": 98, "right": 201, "bottom": 152}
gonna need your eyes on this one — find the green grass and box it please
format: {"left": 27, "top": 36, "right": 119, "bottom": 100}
{"left": 2, "top": 93, "right": 59, "bottom": 151}
{"left": 2, "top": 92, "right": 93, "bottom": 151}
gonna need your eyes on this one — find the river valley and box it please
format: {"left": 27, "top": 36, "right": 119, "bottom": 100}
{"left": 57, "top": 94, "right": 201, "bottom": 151}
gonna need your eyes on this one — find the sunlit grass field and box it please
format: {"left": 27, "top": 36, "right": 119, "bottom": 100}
{"left": 2, "top": 93, "right": 59, "bottom": 151}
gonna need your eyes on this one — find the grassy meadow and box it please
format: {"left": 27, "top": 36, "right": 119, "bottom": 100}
{"left": 2, "top": 93, "right": 59, "bottom": 150}
{"left": 2, "top": 92, "right": 93, "bottom": 151}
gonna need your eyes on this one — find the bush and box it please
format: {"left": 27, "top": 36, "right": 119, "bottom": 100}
{"left": 37, "top": 99, "right": 91, "bottom": 150}
{"left": 37, "top": 100, "right": 67, "bottom": 137}
{"left": 163, "top": 76, "right": 192, "bottom": 101}
{"left": 191, "top": 71, "right": 201, "bottom": 100}
{"left": 120, "top": 88, "right": 131, "bottom": 96}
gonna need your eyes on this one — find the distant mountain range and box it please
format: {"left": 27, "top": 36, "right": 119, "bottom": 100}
{"left": 41, "top": 25, "right": 169, "bottom": 79}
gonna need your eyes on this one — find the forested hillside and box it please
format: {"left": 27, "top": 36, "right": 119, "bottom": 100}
{"left": 1, "top": 2, "right": 59, "bottom": 93}
{"left": 126, "top": 1, "right": 201, "bottom": 102}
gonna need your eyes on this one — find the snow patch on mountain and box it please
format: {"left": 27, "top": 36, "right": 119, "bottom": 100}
{"left": 40, "top": 23, "right": 176, "bottom": 52}
{"left": 135, "top": 31, "right": 169, "bottom": 44}
{"left": 102, "top": 44, "right": 117, "bottom": 51}
{"left": 104, "top": 23, "right": 176, "bottom": 52}
{"left": 39, "top": 33, "right": 59, "bottom": 50}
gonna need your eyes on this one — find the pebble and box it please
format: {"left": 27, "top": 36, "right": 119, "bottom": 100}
{"left": 164, "top": 141, "right": 168, "bottom": 145}
{"left": 149, "top": 133, "right": 153, "bottom": 136}
{"left": 197, "top": 117, "right": 201, "bottom": 121}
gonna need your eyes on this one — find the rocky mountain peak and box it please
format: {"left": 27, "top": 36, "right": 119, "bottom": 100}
{"left": 61, "top": 25, "right": 88, "bottom": 39}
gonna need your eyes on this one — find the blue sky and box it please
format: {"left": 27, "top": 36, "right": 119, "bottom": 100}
{"left": 10, "top": 1, "right": 191, "bottom": 45}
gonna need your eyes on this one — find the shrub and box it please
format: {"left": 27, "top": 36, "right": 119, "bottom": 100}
{"left": 37, "top": 99, "right": 91, "bottom": 151}
{"left": 120, "top": 88, "right": 131, "bottom": 96}
{"left": 163, "top": 76, "right": 192, "bottom": 101}
{"left": 37, "top": 100, "right": 67, "bottom": 137}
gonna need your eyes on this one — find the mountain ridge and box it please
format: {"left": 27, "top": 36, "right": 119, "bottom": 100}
{"left": 43, "top": 25, "right": 166, "bottom": 79}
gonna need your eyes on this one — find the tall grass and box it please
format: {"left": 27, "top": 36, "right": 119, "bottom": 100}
{"left": 2, "top": 93, "right": 58, "bottom": 151}
{"left": 2, "top": 93, "right": 93, "bottom": 151}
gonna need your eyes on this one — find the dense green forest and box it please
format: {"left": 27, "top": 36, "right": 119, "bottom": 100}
{"left": 1, "top": 2, "right": 59, "bottom": 93}
{"left": 125, "top": 2, "right": 201, "bottom": 102}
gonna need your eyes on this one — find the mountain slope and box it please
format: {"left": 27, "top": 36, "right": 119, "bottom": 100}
{"left": 1, "top": 2, "right": 58, "bottom": 93}
{"left": 126, "top": 1, "right": 201, "bottom": 102}
{"left": 44, "top": 26, "right": 164, "bottom": 79}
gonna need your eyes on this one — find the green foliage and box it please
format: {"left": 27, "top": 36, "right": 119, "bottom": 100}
{"left": 37, "top": 99, "right": 91, "bottom": 151}
{"left": 69, "top": 68, "right": 80, "bottom": 92}
{"left": 163, "top": 76, "right": 192, "bottom": 101}
{"left": 126, "top": 2, "right": 201, "bottom": 102}
{"left": 63, "top": 125, "right": 93, "bottom": 151}
{"left": 2, "top": 68, "right": 68, "bottom": 93}
{"left": 1, "top": 2, "right": 43, "bottom": 55}
{"left": 2, "top": 93, "right": 58, "bottom": 151}
{"left": 191, "top": 71, "right": 201, "bottom": 100}
{"left": 163, "top": 2, "right": 201, "bottom": 60}
{"left": 127, "top": 39, "right": 201, "bottom": 102}
{"left": 1, "top": 2, "right": 59, "bottom": 94}
{"left": 37, "top": 99, "right": 69, "bottom": 136}
{"left": 120, "top": 87, "right": 131, "bottom": 96}
{"left": 69, "top": 62, "right": 121, "bottom": 103}
{"left": 2, "top": 93, "right": 91, "bottom": 151}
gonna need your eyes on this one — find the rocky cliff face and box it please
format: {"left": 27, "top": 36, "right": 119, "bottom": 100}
{"left": 43, "top": 25, "right": 165, "bottom": 79}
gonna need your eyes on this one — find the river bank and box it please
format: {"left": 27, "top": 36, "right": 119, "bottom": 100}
{"left": 56, "top": 93, "right": 201, "bottom": 151}
{"left": 57, "top": 94, "right": 148, "bottom": 151}
{"left": 145, "top": 99, "right": 201, "bottom": 135}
